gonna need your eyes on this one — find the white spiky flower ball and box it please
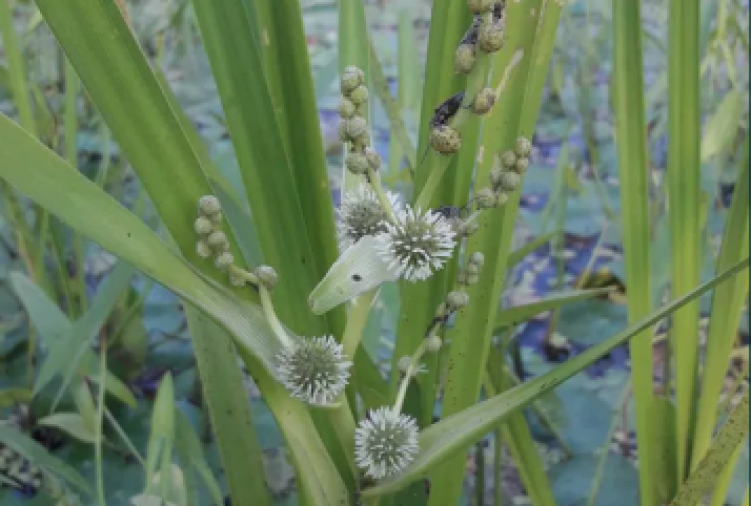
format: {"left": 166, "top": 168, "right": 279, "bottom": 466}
{"left": 276, "top": 336, "right": 351, "bottom": 406}
{"left": 337, "top": 184, "right": 401, "bottom": 251}
{"left": 354, "top": 407, "right": 420, "bottom": 480}
{"left": 376, "top": 206, "right": 457, "bottom": 282}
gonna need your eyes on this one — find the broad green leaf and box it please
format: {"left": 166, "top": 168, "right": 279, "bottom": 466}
{"left": 669, "top": 390, "right": 749, "bottom": 506}
{"left": 37, "top": 413, "right": 97, "bottom": 444}
{"left": 362, "top": 259, "right": 749, "bottom": 497}
{"left": 146, "top": 372, "right": 176, "bottom": 503}
{"left": 701, "top": 90, "right": 743, "bottom": 160}
{"left": 0, "top": 425, "right": 90, "bottom": 495}
{"left": 174, "top": 410, "right": 224, "bottom": 506}
{"left": 495, "top": 288, "right": 613, "bottom": 328}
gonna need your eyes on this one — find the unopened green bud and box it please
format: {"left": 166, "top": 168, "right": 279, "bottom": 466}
{"left": 341, "top": 67, "right": 363, "bottom": 93}
{"left": 515, "top": 137, "right": 532, "bottom": 157}
{"left": 229, "top": 271, "right": 246, "bottom": 287}
{"left": 498, "top": 171, "right": 521, "bottom": 192}
{"left": 345, "top": 151, "right": 369, "bottom": 174}
{"left": 476, "top": 188, "right": 498, "bottom": 209}
{"left": 466, "top": 262, "right": 481, "bottom": 275}
{"left": 454, "top": 44, "right": 476, "bottom": 74}
{"left": 458, "top": 220, "right": 479, "bottom": 237}
{"left": 338, "top": 121, "right": 348, "bottom": 141}
{"left": 345, "top": 116, "right": 368, "bottom": 140}
{"left": 489, "top": 167, "right": 504, "bottom": 187}
{"left": 469, "top": 252, "right": 485, "bottom": 267}
{"left": 447, "top": 291, "right": 469, "bottom": 309}
{"left": 349, "top": 85, "right": 369, "bottom": 106}
{"left": 466, "top": 0, "right": 494, "bottom": 13}
{"left": 207, "top": 230, "right": 229, "bottom": 251}
{"left": 497, "top": 192, "right": 509, "bottom": 206}
{"left": 194, "top": 216, "right": 213, "bottom": 235}
{"left": 364, "top": 147, "right": 382, "bottom": 170}
{"left": 467, "top": 273, "right": 480, "bottom": 285}
{"left": 501, "top": 150, "right": 517, "bottom": 169}
{"left": 478, "top": 19, "right": 506, "bottom": 53}
{"left": 196, "top": 240, "right": 212, "bottom": 258}
{"left": 339, "top": 96, "right": 357, "bottom": 118}
{"left": 254, "top": 265, "right": 279, "bottom": 290}
{"left": 471, "top": 87, "right": 497, "bottom": 114}
{"left": 215, "top": 252, "right": 234, "bottom": 271}
{"left": 429, "top": 125, "right": 462, "bottom": 155}
{"left": 208, "top": 211, "right": 223, "bottom": 224}
{"left": 426, "top": 335, "right": 443, "bottom": 353}
{"left": 514, "top": 157, "right": 530, "bottom": 174}
{"left": 199, "top": 195, "right": 222, "bottom": 215}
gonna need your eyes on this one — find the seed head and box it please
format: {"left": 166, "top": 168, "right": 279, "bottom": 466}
{"left": 349, "top": 85, "right": 369, "bottom": 106}
{"left": 376, "top": 206, "right": 457, "bottom": 282}
{"left": 345, "top": 116, "right": 368, "bottom": 141}
{"left": 498, "top": 171, "right": 521, "bottom": 192}
{"left": 429, "top": 125, "right": 462, "bottom": 155}
{"left": 196, "top": 240, "right": 212, "bottom": 259}
{"left": 476, "top": 188, "right": 498, "bottom": 209}
{"left": 215, "top": 251, "right": 234, "bottom": 271}
{"left": 454, "top": 44, "right": 477, "bottom": 74}
{"left": 339, "top": 96, "right": 357, "bottom": 118}
{"left": 199, "top": 195, "right": 222, "bottom": 215}
{"left": 501, "top": 150, "right": 517, "bottom": 169}
{"left": 355, "top": 407, "right": 420, "bottom": 479}
{"left": 471, "top": 87, "right": 497, "bottom": 115}
{"left": 194, "top": 216, "right": 213, "bottom": 235}
{"left": 337, "top": 184, "right": 399, "bottom": 251}
{"left": 276, "top": 336, "right": 351, "bottom": 406}
{"left": 478, "top": 19, "right": 506, "bottom": 53}
{"left": 345, "top": 151, "right": 370, "bottom": 175}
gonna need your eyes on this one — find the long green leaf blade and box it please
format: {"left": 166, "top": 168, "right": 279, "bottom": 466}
{"left": 362, "top": 259, "right": 749, "bottom": 497}
{"left": 495, "top": 287, "right": 613, "bottom": 328}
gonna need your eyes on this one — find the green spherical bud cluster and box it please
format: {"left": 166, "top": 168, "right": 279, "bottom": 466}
{"left": 514, "top": 157, "right": 530, "bottom": 174}
{"left": 349, "top": 85, "right": 369, "bottom": 106}
{"left": 496, "top": 192, "right": 509, "bottom": 206}
{"left": 501, "top": 150, "right": 517, "bottom": 169}
{"left": 254, "top": 265, "right": 279, "bottom": 290}
{"left": 339, "top": 96, "right": 356, "bottom": 118}
{"left": 341, "top": 66, "right": 365, "bottom": 93}
{"left": 194, "top": 216, "right": 213, "bottom": 235}
{"left": 364, "top": 147, "right": 382, "bottom": 171}
{"left": 489, "top": 167, "right": 505, "bottom": 187}
{"left": 344, "top": 116, "right": 368, "bottom": 141}
{"left": 469, "top": 251, "right": 485, "bottom": 268}
{"left": 515, "top": 136, "right": 533, "bottom": 157}
{"left": 199, "top": 195, "right": 222, "bottom": 215}
{"left": 229, "top": 271, "right": 246, "bottom": 287}
{"left": 215, "top": 251, "right": 234, "bottom": 271}
{"left": 195, "top": 194, "right": 235, "bottom": 272}
{"left": 345, "top": 151, "right": 369, "bottom": 175}
{"left": 454, "top": 44, "right": 477, "bottom": 74}
{"left": 478, "top": 19, "right": 506, "bottom": 53}
{"left": 476, "top": 187, "right": 499, "bottom": 209}
{"left": 207, "top": 230, "right": 229, "bottom": 251}
{"left": 196, "top": 240, "right": 212, "bottom": 259}
{"left": 466, "top": 262, "right": 481, "bottom": 275}
{"left": 467, "top": 0, "right": 494, "bottom": 13}
{"left": 471, "top": 87, "right": 497, "bottom": 115}
{"left": 429, "top": 125, "right": 462, "bottom": 155}
{"left": 426, "top": 335, "right": 443, "bottom": 353}
{"left": 455, "top": 219, "right": 479, "bottom": 237}
{"left": 397, "top": 356, "right": 412, "bottom": 373}
{"left": 498, "top": 170, "right": 521, "bottom": 192}
{"left": 446, "top": 291, "right": 470, "bottom": 310}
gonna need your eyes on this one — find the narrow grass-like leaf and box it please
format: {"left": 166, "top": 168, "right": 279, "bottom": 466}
{"left": 37, "top": 413, "right": 97, "bottom": 444}
{"left": 506, "top": 231, "right": 560, "bottom": 269}
{"left": 667, "top": 0, "right": 702, "bottom": 481}
{"left": 693, "top": 143, "right": 750, "bottom": 467}
{"left": 0, "top": 114, "right": 349, "bottom": 506}
{"left": 0, "top": 425, "right": 90, "bottom": 495}
{"left": 174, "top": 410, "right": 224, "bottom": 506}
{"left": 669, "top": 390, "right": 749, "bottom": 506}
{"left": 495, "top": 287, "right": 613, "bottom": 328}
{"left": 362, "top": 258, "right": 749, "bottom": 497}
{"left": 613, "top": 1, "right": 657, "bottom": 503}
{"left": 0, "top": 0, "right": 35, "bottom": 133}
{"left": 701, "top": 90, "right": 743, "bottom": 160}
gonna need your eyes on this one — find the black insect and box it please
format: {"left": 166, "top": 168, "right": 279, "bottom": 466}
{"left": 432, "top": 203, "right": 472, "bottom": 221}
{"left": 429, "top": 91, "right": 466, "bottom": 128}
{"left": 460, "top": 16, "right": 482, "bottom": 46}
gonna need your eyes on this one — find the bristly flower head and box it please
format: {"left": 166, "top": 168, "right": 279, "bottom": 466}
{"left": 354, "top": 407, "right": 420, "bottom": 479}
{"left": 376, "top": 206, "right": 456, "bottom": 282}
{"left": 337, "top": 184, "right": 400, "bottom": 251}
{"left": 276, "top": 336, "right": 351, "bottom": 406}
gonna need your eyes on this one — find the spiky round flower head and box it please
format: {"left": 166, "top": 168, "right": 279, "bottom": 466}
{"left": 215, "top": 251, "right": 234, "bottom": 271}
{"left": 514, "top": 157, "right": 530, "bottom": 174}
{"left": 345, "top": 151, "right": 369, "bottom": 175}
{"left": 498, "top": 171, "right": 521, "bottom": 192}
{"left": 454, "top": 43, "right": 476, "bottom": 74}
{"left": 196, "top": 240, "right": 212, "bottom": 259}
{"left": 365, "top": 147, "right": 382, "bottom": 171}
{"left": 476, "top": 188, "right": 498, "bottom": 209}
{"left": 194, "top": 216, "right": 213, "bottom": 235}
{"left": 337, "top": 184, "right": 399, "bottom": 251}
{"left": 199, "top": 195, "right": 222, "bottom": 215}
{"left": 515, "top": 136, "right": 533, "bottom": 158}
{"left": 501, "top": 150, "right": 517, "bottom": 169}
{"left": 355, "top": 407, "right": 420, "bottom": 479}
{"left": 276, "top": 336, "right": 351, "bottom": 405}
{"left": 426, "top": 335, "right": 443, "bottom": 353}
{"left": 345, "top": 116, "right": 368, "bottom": 141}
{"left": 349, "top": 85, "right": 369, "bottom": 106}
{"left": 478, "top": 19, "right": 506, "bottom": 53}
{"left": 471, "top": 87, "right": 497, "bottom": 115}
{"left": 467, "top": 0, "right": 494, "bottom": 13}
{"left": 254, "top": 265, "right": 279, "bottom": 290}
{"left": 376, "top": 206, "right": 456, "bottom": 282}
{"left": 429, "top": 125, "right": 462, "bottom": 155}
{"left": 339, "top": 96, "right": 357, "bottom": 118}
{"left": 207, "top": 230, "right": 229, "bottom": 251}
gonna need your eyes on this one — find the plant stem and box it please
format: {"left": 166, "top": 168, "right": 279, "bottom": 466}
{"left": 342, "top": 289, "right": 378, "bottom": 358}
{"left": 367, "top": 168, "right": 396, "bottom": 223}
{"left": 95, "top": 337, "right": 107, "bottom": 506}
{"left": 258, "top": 284, "right": 292, "bottom": 348}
